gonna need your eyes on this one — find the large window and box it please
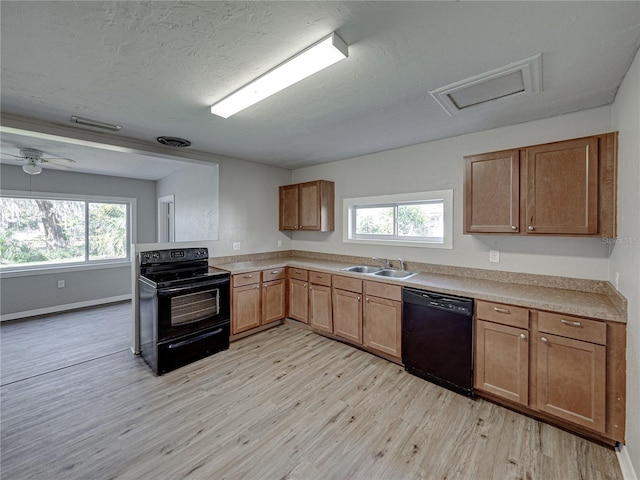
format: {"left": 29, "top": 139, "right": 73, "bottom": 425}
{"left": 1, "top": 194, "right": 131, "bottom": 270}
{"left": 344, "top": 190, "right": 453, "bottom": 249}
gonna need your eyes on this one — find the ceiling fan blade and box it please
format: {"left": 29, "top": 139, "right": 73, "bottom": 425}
{"left": 42, "top": 157, "right": 77, "bottom": 163}
{"left": 0, "top": 152, "right": 26, "bottom": 161}
{"left": 42, "top": 162, "right": 72, "bottom": 170}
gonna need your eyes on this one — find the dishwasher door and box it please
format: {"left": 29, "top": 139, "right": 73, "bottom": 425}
{"left": 402, "top": 288, "right": 474, "bottom": 396}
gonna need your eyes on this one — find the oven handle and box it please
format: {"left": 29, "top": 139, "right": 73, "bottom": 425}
{"left": 167, "top": 328, "right": 224, "bottom": 349}
{"left": 158, "top": 278, "right": 229, "bottom": 294}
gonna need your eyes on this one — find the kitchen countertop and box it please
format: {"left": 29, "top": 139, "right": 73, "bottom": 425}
{"left": 213, "top": 257, "right": 626, "bottom": 323}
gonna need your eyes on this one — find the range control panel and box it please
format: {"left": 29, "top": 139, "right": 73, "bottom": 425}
{"left": 140, "top": 248, "right": 208, "bottom": 265}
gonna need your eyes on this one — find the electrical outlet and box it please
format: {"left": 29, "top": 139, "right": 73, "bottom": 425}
{"left": 277, "top": 240, "right": 282, "bottom": 248}
{"left": 615, "top": 272, "right": 620, "bottom": 290}
{"left": 232, "top": 242, "right": 240, "bottom": 251}
{"left": 57, "top": 280, "right": 65, "bottom": 288}
{"left": 489, "top": 250, "right": 500, "bottom": 263}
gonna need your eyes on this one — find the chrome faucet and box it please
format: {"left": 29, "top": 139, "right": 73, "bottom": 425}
{"left": 372, "top": 257, "right": 390, "bottom": 268}
{"left": 398, "top": 258, "right": 405, "bottom": 271}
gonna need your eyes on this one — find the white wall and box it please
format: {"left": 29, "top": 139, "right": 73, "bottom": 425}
{"left": 0, "top": 164, "right": 156, "bottom": 318}
{"left": 611, "top": 47, "right": 640, "bottom": 475}
{"left": 157, "top": 163, "right": 220, "bottom": 242}
{"left": 292, "top": 106, "right": 614, "bottom": 280}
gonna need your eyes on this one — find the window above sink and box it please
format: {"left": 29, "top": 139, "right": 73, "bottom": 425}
{"left": 343, "top": 189, "right": 453, "bottom": 249}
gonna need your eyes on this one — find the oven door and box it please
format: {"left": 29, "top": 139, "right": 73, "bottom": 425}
{"left": 156, "top": 277, "right": 230, "bottom": 342}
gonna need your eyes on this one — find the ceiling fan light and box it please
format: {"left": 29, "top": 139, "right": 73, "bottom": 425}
{"left": 23, "top": 163, "right": 42, "bottom": 175}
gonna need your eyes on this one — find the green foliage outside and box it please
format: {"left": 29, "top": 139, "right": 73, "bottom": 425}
{"left": 355, "top": 202, "right": 443, "bottom": 238}
{"left": 0, "top": 197, "right": 127, "bottom": 267}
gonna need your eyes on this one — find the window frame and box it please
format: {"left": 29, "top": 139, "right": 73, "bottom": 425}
{"left": 1, "top": 190, "right": 136, "bottom": 273}
{"left": 343, "top": 189, "right": 453, "bottom": 249}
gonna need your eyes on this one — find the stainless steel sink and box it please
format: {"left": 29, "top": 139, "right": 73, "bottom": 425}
{"left": 341, "top": 265, "right": 383, "bottom": 274}
{"left": 372, "top": 269, "right": 417, "bottom": 279}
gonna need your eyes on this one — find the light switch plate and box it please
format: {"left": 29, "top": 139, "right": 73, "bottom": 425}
{"left": 489, "top": 250, "right": 500, "bottom": 263}
{"left": 232, "top": 242, "right": 240, "bottom": 251}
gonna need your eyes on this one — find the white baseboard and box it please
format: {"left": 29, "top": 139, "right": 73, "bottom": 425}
{"left": 0, "top": 295, "right": 132, "bottom": 322}
{"left": 617, "top": 444, "right": 639, "bottom": 480}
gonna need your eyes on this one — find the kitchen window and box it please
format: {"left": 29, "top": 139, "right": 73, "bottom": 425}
{"left": 343, "top": 190, "right": 453, "bottom": 249}
{"left": 1, "top": 192, "right": 133, "bottom": 271}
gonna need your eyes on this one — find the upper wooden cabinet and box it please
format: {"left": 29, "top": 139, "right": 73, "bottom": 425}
{"left": 279, "top": 180, "right": 335, "bottom": 232}
{"left": 464, "top": 132, "right": 617, "bottom": 237}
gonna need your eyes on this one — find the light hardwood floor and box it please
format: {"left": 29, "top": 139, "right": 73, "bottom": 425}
{"left": 0, "top": 306, "right": 622, "bottom": 480}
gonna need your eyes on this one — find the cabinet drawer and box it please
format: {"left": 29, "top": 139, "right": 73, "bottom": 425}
{"left": 332, "top": 275, "right": 362, "bottom": 293}
{"left": 262, "top": 267, "right": 285, "bottom": 282}
{"left": 538, "top": 311, "right": 606, "bottom": 345}
{"left": 288, "top": 268, "right": 308, "bottom": 281}
{"left": 364, "top": 281, "right": 401, "bottom": 301}
{"left": 232, "top": 271, "right": 261, "bottom": 287}
{"left": 309, "top": 271, "right": 331, "bottom": 286}
{"left": 476, "top": 301, "right": 529, "bottom": 329}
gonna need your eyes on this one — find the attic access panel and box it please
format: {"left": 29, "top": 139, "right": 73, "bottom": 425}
{"left": 430, "top": 54, "right": 542, "bottom": 115}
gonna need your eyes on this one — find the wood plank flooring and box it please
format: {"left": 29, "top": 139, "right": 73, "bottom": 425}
{"left": 0, "top": 307, "right": 622, "bottom": 480}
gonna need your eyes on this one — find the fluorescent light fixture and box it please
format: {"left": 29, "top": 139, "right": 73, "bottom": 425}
{"left": 211, "top": 32, "right": 348, "bottom": 118}
{"left": 70, "top": 116, "right": 122, "bottom": 131}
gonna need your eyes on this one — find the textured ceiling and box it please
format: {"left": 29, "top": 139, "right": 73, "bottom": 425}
{"left": 1, "top": 1, "right": 640, "bottom": 176}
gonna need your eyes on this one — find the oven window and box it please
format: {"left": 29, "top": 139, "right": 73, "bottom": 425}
{"left": 171, "top": 289, "right": 219, "bottom": 326}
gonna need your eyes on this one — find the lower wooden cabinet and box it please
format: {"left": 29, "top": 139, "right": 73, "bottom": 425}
{"left": 332, "top": 276, "right": 363, "bottom": 344}
{"left": 232, "top": 268, "right": 286, "bottom": 335}
{"left": 309, "top": 271, "right": 332, "bottom": 333}
{"left": 474, "top": 300, "right": 625, "bottom": 444}
{"left": 262, "top": 278, "right": 286, "bottom": 325}
{"left": 362, "top": 281, "right": 402, "bottom": 360}
{"left": 231, "top": 278, "right": 261, "bottom": 335}
{"left": 288, "top": 268, "right": 309, "bottom": 323}
{"left": 475, "top": 319, "right": 529, "bottom": 406}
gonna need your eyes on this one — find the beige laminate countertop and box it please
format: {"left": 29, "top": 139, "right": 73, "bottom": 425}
{"left": 213, "top": 257, "right": 626, "bottom": 323}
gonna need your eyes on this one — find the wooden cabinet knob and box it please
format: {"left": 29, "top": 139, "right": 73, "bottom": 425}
{"left": 528, "top": 225, "right": 535, "bottom": 231}
{"left": 511, "top": 225, "right": 517, "bottom": 230}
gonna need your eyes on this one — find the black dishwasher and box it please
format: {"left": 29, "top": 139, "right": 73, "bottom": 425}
{"left": 402, "top": 287, "right": 474, "bottom": 396}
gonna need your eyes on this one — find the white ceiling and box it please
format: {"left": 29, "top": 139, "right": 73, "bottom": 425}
{"left": 1, "top": 1, "right": 639, "bottom": 177}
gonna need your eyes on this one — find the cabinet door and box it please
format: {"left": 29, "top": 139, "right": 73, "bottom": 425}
{"left": 475, "top": 320, "right": 529, "bottom": 405}
{"left": 288, "top": 278, "right": 309, "bottom": 323}
{"left": 298, "top": 181, "right": 321, "bottom": 230}
{"left": 231, "top": 284, "right": 261, "bottom": 334}
{"left": 525, "top": 137, "right": 598, "bottom": 234}
{"left": 363, "top": 295, "right": 402, "bottom": 359}
{"left": 262, "top": 279, "right": 285, "bottom": 325}
{"left": 464, "top": 149, "right": 520, "bottom": 233}
{"left": 332, "top": 288, "right": 363, "bottom": 344}
{"left": 536, "top": 333, "right": 606, "bottom": 432}
{"left": 279, "top": 184, "right": 299, "bottom": 230}
{"left": 309, "top": 284, "right": 332, "bottom": 333}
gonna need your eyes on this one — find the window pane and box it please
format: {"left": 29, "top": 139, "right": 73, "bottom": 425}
{"left": 0, "top": 197, "right": 85, "bottom": 267}
{"left": 88, "top": 203, "right": 127, "bottom": 261}
{"left": 398, "top": 202, "right": 443, "bottom": 238}
{"left": 355, "top": 206, "right": 394, "bottom": 235}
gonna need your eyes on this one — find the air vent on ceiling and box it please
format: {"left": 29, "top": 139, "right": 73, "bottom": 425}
{"left": 156, "top": 136, "right": 191, "bottom": 147}
{"left": 429, "top": 54, "right": 542, "bottom": 116}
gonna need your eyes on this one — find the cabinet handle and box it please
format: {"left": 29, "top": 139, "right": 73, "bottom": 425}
{"left": 561, "top": 319, "right": 582, "bottom": 327}
{"left": 309, "top": 287, "right": 313, "bottom": 290}
{"left": 494, "top": 307, "right": 510, "bottom": 314}
{"left": 271, "top": 270, "right": 279, "bottom": 274}
{"left": 316, "top": 275, "right": 324, "bottom": 279}
{"left": 357, "top": 296, "right": 361, "bottom": 301}
{"left": 528, "top": 225, "right": 534, "bottom": 231}
{"left": 511, "top": 225, "right": 517, "bottom": 231}
{"left": 303, "top": 283, "right": 307, "bottom": 288}
{"left": 520, "top": 333, "right": 526, "bottom": 340}
{"left": 366, "top": 297, "right": 370, "bottom": 303}
{"left": 255, "top": 285, "right": 260, "bottom": 289}
{"left": 264, "top": 284, "right": 268, "bottom": 289}
{"left": 243, "top": 274, "right": 253, "bottom": 278}
{"left": 541, "top": 337, "right": 548, "bottom": 343}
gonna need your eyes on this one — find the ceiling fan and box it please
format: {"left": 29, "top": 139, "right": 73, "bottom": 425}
{"left": 1, "top": 148, "right": 76, "bottom": 175}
